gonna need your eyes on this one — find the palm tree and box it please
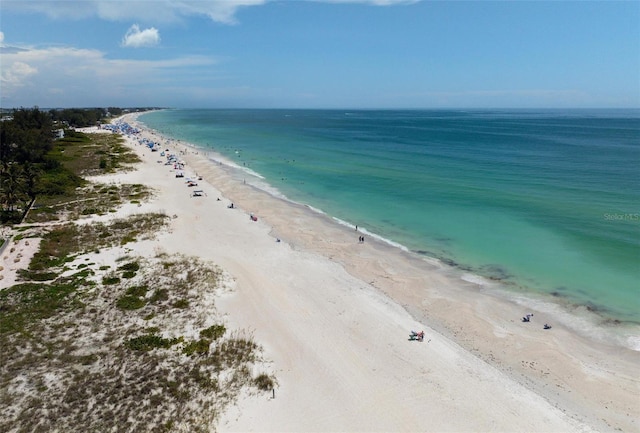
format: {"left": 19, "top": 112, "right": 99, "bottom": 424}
{"left": 22, "top": 161, "right": 40, "bottom": 202}
{"left": 1, "top": 162, "right": 24, "bottom": 212}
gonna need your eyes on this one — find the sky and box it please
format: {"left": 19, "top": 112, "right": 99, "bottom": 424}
{"left": 1, "top": 0, "right": 639, "bottom": 109}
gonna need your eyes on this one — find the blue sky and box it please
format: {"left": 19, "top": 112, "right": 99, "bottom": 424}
{"left": 1, "top": 0, "right": 638, "bottom": 109}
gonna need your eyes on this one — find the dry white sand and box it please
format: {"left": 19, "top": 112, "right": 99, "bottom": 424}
{"left": 1, "top": 236, "right": 41, "bottom": 287}
{"left": 124, "top": 114, "right": 639, "bottom": 432}
{"left": 4, "top": 117, "right": 637, "bottom": 432}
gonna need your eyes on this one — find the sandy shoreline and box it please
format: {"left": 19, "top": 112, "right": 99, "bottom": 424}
{"left": 13, "top": 114, "right": 633, "bottom": 432}
{"left": 122, "top": 113, "right": 638, "bottom": 432}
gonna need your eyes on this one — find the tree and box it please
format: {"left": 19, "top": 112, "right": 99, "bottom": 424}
{"left": 0, "top": 108, "right": 52, "bottom": 220}
{"left": 1, "top": 162, "right": 25, "bottom": 212}
{"left": 0, "top": 118, "right": 18, "bottom": 163}
{"left": 22, "top": 161, "right": 40, "bottom": 202}
{"left": 10, "top": 107, "right": 54, "bottom": 164}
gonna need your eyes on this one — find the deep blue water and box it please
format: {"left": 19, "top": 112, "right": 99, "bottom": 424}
{"left": 140, "top": 109, "right": 640, "bottom": 323}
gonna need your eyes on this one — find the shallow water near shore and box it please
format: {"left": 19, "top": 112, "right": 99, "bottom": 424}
{"left": 139, "top": 109, "right": 640, "bottom": 334}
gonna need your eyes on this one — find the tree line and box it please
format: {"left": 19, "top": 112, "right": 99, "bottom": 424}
{"left": 1, "top": 108, "right": 53, "bottom": 223}
{"left": 0, "top": 106, "right": 154, "bottom": 223}
{"left": 49, "top": 107, "right": 158, "bottom": 128}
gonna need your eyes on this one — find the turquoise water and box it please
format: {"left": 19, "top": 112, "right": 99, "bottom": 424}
{"left": 140, "top": 109, "right": 640, "bottom": 323}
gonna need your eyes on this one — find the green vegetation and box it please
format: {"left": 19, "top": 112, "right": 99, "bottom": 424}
{"left": 0, "top": 107, "right": 276, "bottom": 432}
{"left": 173, "top": 299, "right": 190, "bottom": 309}
{"left": 47, "top": 129, "right": 140, "bottom": 177}
{"left": 49, "top": 107, "right": 113, "bottom": 127}
{"left": 254, "top": 373, "right": 276, "bottom": 391}
{"left": 116, "top": 285, "right": 148, "bottom": 310}
{"left": 1, "top": 107, "right": 149, "bottom": 224}
{"left": 200, "top": 324, "right": 226, "bottom": 340}
{"left": 2, "top": 233, "right": 276, "bottom": 432}
{"left": 48, "top": 107, "right": 158, "bottom": 127}
{"left": 150, "top": 288, "right": 169, "bottom": 304}
{"left": 117, "top": 261, "right": 140, "bottom": 272}
{"left": 1, "top": 251, "right": 275, "bottom": 432}
{"left": 0, "top": 279, "right": 84, "bottom": 336}
{"left": 103, "top": 275, "right": 121, "bottom": 285}
{"left": 125, "top": 333, "right": 182, "bottom": 351}
{"left": 182, "top": 338, "right": 211, "bottom": 356}
{"left": 119, "top": 261, "right": 140, "bottom": 279}
{"left": 1, "top": 108, "right": 53, "bottom": 223}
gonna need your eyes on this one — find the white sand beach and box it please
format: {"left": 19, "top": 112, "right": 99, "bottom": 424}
{"left": 11, "top": 115, "right": 634, "bottom": 432}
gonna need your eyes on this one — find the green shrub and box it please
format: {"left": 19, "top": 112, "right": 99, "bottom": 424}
{"left": 115, "top": 285, "right": 148, "bottom": 309}
{"left": 116, "top": 295, "right": 146, "bottom": 310}
{"left": 0, "top": 281, "right": 80, "bottom": 335}
{"left": 126, "top": 285, "right": 147, "bottom": 297}
{"left": 102, "top": 275, "right": 120, "bottom": 285}
{"left": 173, "top": 299, "right": 189, "bottom": 309}
{"left": 182, "top": 339, "right": 211, "bottom": 356}
{"left": 121, "top": 270, "right": 136, "bottom": 279}
{"left": 200, "top": 324, "right": 226, "bottom": 340}
{"left": 71, "top": 269, "right": 94, "bottom": 279}
{"left": 125, "top": 334, "right": 180, "bottom": 351}
{"left": 254, "top": 373, "right": 275, "bottom": 391}
{"left": 28, "top": 225, "right": 79, "bottom": 270}
{"left": 150, "top": 289, "right": 168, "bottom": 304}
{"left": 117, "top": 261, "right": 140, "bottom": 272}
{"left": 17, "top": 270, "right": 58, "bottom": 281}
{"left": 120, "top": 235, "right": 137, "bottom": 245}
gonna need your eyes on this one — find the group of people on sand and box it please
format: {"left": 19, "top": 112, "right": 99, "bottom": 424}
{"left": 522, "top": 313, "right": 552, "bottom": 329}
{"left": 409, "top": 330, "right": 425, "bottom": 342}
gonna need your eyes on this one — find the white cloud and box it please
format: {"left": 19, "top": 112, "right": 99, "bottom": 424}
{"left": 0, "top": 31, "right": 4, "bottom": 45}
{"left": 122, "top": 24, "right": 160, "bottom": 48}
{"left": 1, "top": 61, "right": 38, "bottom": 87}
{"left": 2, "top": 1, "right": 267, "bottom": 24}
{"left": 173, "top": 0, "right": 268, "bottom": 25}
{"left": 1, "top": 0, "right": 413, "bottom": 24}
{"left": 0, "top": 42, "right": 217, "bottom": 107}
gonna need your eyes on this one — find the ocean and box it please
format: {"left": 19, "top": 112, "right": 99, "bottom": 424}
{"left": 139, "top": 109, "right": 640, "bottom": 327}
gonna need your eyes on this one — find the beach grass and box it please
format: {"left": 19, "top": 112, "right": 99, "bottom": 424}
{"left": 24, "top": 131, "right": 149, "bottom": 223}
{"left": 1, "top": 251, "right": 275, "bottom": 432}
{"left": 1, "top": 126, "right": 276, "bottom": 432}
{"left": 1, "top": 220, "right": 276, "bottom": 432}
{"left": 50, "top": 130, "right": 141, "bottom": 176}
{"left": 26, "top": 182, "right": 153, "bottom": 223}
